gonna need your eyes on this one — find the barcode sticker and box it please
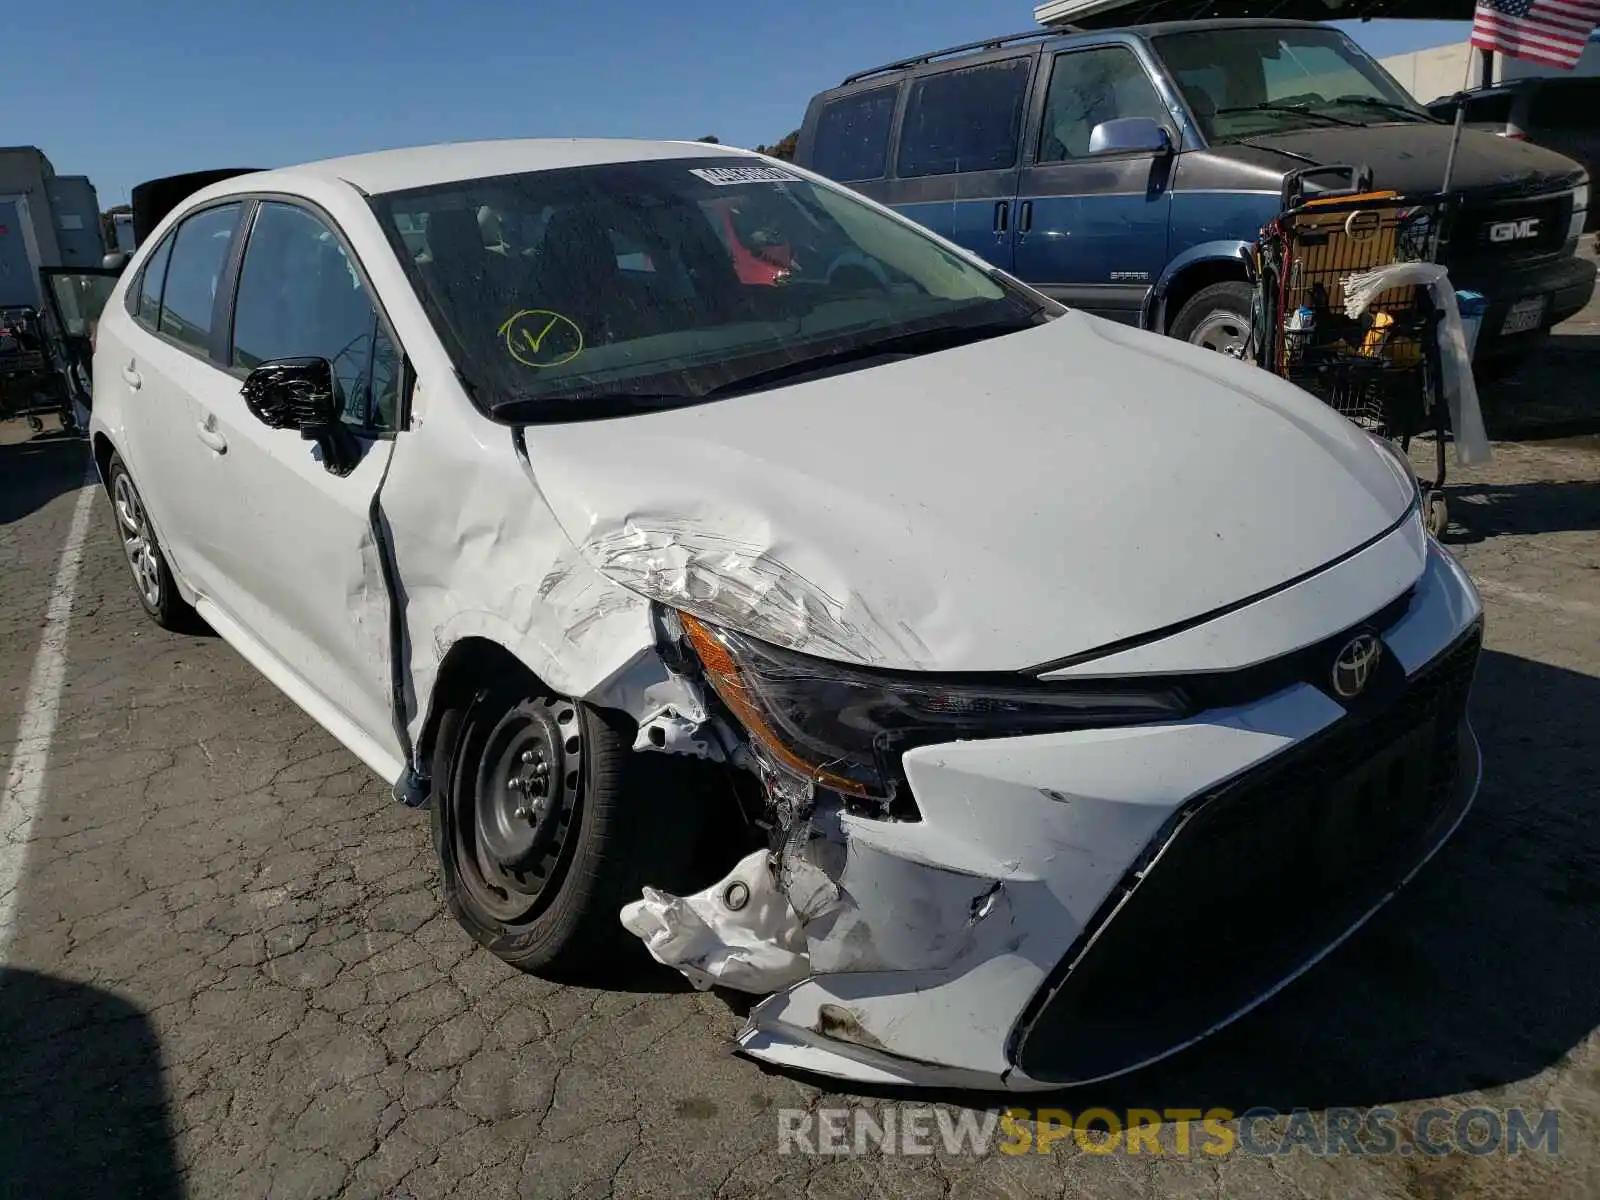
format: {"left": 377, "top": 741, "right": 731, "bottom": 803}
{"left": 690, "top": 166, "right": 801, "bottom": 186}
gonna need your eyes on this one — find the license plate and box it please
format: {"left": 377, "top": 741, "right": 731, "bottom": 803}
{"left": 1501, "top": 296, "right": 1547, "bottom": 335}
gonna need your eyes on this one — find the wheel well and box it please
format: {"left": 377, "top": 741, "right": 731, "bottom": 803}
{"left": 91, "top": 432, "right": 116, "bottom": 488}
{"left": 1158, "top": 259, "right": 1248, "bottom": 334}
{"left": 418, "top": 637, "right": 544, "bottom": 774}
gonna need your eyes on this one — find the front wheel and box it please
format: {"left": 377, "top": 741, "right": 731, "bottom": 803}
{"left": 1169, "top": 281, "right": 1255, "bottom": 356}
{"left": 430, "top": 682, "right": 707, "bottom": 978}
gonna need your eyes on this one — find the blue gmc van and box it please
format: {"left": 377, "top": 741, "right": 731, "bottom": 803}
{"left": 794, "top": 20, "right": 1595, "bottom": 369}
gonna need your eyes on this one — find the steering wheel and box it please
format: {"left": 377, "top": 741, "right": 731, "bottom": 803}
{"left": 821, "top": 249, "right": 893, "bottom": 291}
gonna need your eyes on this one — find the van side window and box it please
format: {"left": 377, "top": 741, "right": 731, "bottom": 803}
{"left": 1039, "top": 48, "right": 1172, "bottom": 162}
{"left": 134, "top": 234, "right": 175, "bottom": 328}
{"left": 897, "top": 57, "right": 1032, "bottom": 178}
{"left": 158, "top": 204, "right": 242, "bottom": 354}
{"left": 813, "top": 85, "right": 900, "bottom": 181}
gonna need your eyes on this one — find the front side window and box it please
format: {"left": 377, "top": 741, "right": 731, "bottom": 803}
{"left": 897, "top": 57, "right": 1033, "bottom": 178}
{"left": 134, "top": 233, "right": 174, "bottom": 328}
{"left": 812, "top": 85, "right": 900, "bottom": 182}
{"left": 1039, "top": 47, "right": 1173, "bottom": 162}
{"left": 231, "top": 202, "right": 398, "bottom": 431}
{"left": 158, "top": 203, "right": 241, "bottom": 353}
{"left": 371, "top": 157, "right": 1054, "bottom": 422}
{"left": 1152, "top": 27, "right": 1433, "bottom": 142}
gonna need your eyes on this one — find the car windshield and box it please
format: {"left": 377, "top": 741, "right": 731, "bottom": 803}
{"left": 1151, "top": 26, "right": 1435, "bottom": 142}
{"left": 370, "top": 157, "right": 1054, "bottom": 421}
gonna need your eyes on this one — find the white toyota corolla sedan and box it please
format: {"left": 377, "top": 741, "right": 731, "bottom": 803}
{"left": 89, "top": 138, "right": 1484, "bottom": 1091}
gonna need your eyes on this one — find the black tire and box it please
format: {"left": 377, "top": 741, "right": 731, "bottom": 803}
{"left": 1169, "top": 281, "right": 1254, "bottom": 354}
{"left": 104, "top": 452, "right": 198, "bottom": 632}
{"left": 430, "top": 679, "right": 708, "bottom": 980}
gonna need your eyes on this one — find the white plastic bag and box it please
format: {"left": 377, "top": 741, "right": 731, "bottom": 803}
{"left": 619, "top": 850, "right": 812, "bottom": 993}
{"left": 1340, "top": 262, "right": 1493, "bottom": 466}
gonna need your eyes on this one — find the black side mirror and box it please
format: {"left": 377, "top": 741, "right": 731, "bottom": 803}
{"left": 101, "top": 251, "right": 129, "bottom": 273}
{"left": 240, "top": 357, "right": 358, "bottom": 475}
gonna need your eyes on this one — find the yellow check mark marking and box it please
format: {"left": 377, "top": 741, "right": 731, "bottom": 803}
{"left": 520, "top": 314, "right": 560, "bottom": 355}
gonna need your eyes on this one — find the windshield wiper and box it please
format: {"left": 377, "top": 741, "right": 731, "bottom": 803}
{"left": 697, "top": 318, "right": 1040, "bottom": 400}
{"left": 1213, "top": 103, "right": 1364, "bottom": 129}
{"left": 1327, "top": 95, "right": 1436, "bottom": 123}
{"left": 487, "top": 390, "right": 702, "bottom": 424}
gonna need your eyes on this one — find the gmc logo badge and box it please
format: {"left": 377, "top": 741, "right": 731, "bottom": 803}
{"left": 1488, "top": 217, "right": 1541, "bottom": 243}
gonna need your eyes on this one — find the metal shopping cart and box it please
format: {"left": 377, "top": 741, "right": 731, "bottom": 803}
{"left": 1244, "top": 165, "right": 1456, "bottom": 536}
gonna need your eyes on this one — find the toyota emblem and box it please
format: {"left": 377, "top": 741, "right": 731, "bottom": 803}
{"left": 1331, "top": 633, "right": 1382, "bottom": 700}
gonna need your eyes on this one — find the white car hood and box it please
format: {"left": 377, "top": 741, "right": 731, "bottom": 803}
{"left": 524, "top": 311, "right": 1416, "bottom": 673}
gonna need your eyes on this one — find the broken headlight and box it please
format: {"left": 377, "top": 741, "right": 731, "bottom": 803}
{"left": 676, "top": 612, "right": 1194, "bottom": 801}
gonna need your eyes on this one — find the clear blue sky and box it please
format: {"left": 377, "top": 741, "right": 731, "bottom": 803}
{"left": 6, "top": 1, "right": 1471, "bottom": 207}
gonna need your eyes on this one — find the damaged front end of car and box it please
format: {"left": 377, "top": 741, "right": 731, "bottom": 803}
{"left": 613, "top": 537, "right": 1485, "bottom": 1092}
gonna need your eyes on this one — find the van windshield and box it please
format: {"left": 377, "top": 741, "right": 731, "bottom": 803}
{"left": 1151, "top": 26, "right": 1436, "bottom": 142}
{"left": 370, "top": 158, "right": 1054, "bottom": 422}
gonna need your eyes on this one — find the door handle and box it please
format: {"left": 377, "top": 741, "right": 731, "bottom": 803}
{"left": 1020, "top": 200, "right": 1033, "bottom": 233}
{"left": 994, "top": 200, "right": 1010, "bottom": 234}
{"left": 121, "top": 363, "right": 142, "bottom": 390}
{"left": 195, "top": 420, "right": 227, "bottom": 454}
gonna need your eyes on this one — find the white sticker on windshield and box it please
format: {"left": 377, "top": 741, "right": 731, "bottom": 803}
{"left": 690, "top": 166, "right": 802, "bottom": 186}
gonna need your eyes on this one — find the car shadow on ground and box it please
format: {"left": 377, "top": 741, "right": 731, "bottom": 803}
{"left": 762, "top": 649, "right": 1600, "bottom": 1115}
{"left": 1443, "top": 478, "right": 1600, "bottom": 544}
{"left": 0, "top": 429, "right": 89, "bottom": 527}
{"left": 0, "top": 966, "right": 181, "bottom": 1198}
{"left": 1481, "top": 333, "right": 1600, "bottom": 442}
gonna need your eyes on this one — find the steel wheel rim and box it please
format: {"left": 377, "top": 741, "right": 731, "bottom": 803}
{"left": 112, "top": 473, "right": 162, "bottom": 609}
{"left": 1190, "top": 310, "right": 1248, "bottom": 354}
{"left": 456, "top": 696, "right": 584, "bottom": 925}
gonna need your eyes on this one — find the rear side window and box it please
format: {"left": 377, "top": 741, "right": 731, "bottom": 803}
{"left": 1528, "top": 81, "right": 1600, "bottom": 128}
{"left": 134, "top": 234, "right": 174, "bottom": 327}
{"left": 1464, "top": 93, "right": 1515, "bottom": 125}
{"left": 897, "top": 57, "right": 1033, "bottom": 178}
{"left": 158, "top": 203, "right": 241, "bottom": 353}
{"left": 811, "top": 85, "right": 899, "bottom": 181}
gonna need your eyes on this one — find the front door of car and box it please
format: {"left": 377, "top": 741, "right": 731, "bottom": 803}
{"left": 1013, "top": 44, "right": 1178, "bottom": 322}
{"left": 39, "top": 265, "right": 122, "bottom": 409}
{"left": 184, "top": 199, "right": 404, "bottom": 756}
{"left": 883, "top": 54, "right": 1034, "bottom": 273}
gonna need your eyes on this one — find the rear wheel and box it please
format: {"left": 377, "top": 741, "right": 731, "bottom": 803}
{"left": 105, "top": 453, "right": 197, "bottom": 631}
{"left": 1170, "top": 281, "right": 1254, "bottom": 355}
{"left": 430, "top": 679, "right": 707, "bottom": 978}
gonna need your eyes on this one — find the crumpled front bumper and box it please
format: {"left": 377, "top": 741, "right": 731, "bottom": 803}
{"left": 735, "top": 539, "right": 1485, "bottom": 1090}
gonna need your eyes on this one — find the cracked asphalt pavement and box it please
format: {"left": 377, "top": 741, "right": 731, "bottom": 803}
{"left": 2, "top": 319, "right": 1598, "bottom": 1198}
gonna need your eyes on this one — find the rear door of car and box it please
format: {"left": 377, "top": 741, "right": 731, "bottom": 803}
{"left": 112, "top": 200, "right": 248, "bottom": 596}
{"left": 880, "top": 50, "right": 1037, "bottom": 271}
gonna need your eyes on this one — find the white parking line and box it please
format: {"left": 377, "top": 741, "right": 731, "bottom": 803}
{"left": 0, "top": 465, "right": 99, "bottom": 958}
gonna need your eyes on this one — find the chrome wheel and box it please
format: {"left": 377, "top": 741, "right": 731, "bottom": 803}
{"left": 1189, "top": 310, "right": 1249, "bottom": 354}
{"left": 112, "top": 471, "right": 163, "bottom": 610}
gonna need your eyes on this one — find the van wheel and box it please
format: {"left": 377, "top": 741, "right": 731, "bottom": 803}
{"left": 1170, "top": 282, "right": 1254, "bottom": 355}
{"left": 105, "top": 453, "right": 197, "bottom": 631}
{"left": 430, "top": 682, "right": 706, "bottom": 979}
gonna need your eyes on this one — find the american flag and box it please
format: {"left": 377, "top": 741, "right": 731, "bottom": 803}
{"left": 1470, "top": 0, "right": 1600, "bottom": 70}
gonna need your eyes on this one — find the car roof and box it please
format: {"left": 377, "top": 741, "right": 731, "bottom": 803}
{"left": 196, "top": 138, "right": 761, "bottom": 199}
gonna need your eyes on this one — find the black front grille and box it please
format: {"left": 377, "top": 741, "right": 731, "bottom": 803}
{"left": 1449, "top": 193, "right": 1571, "bottom": 262}
{"left": 1012, "top": 623, "right": 1482, "bottom": 1084}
